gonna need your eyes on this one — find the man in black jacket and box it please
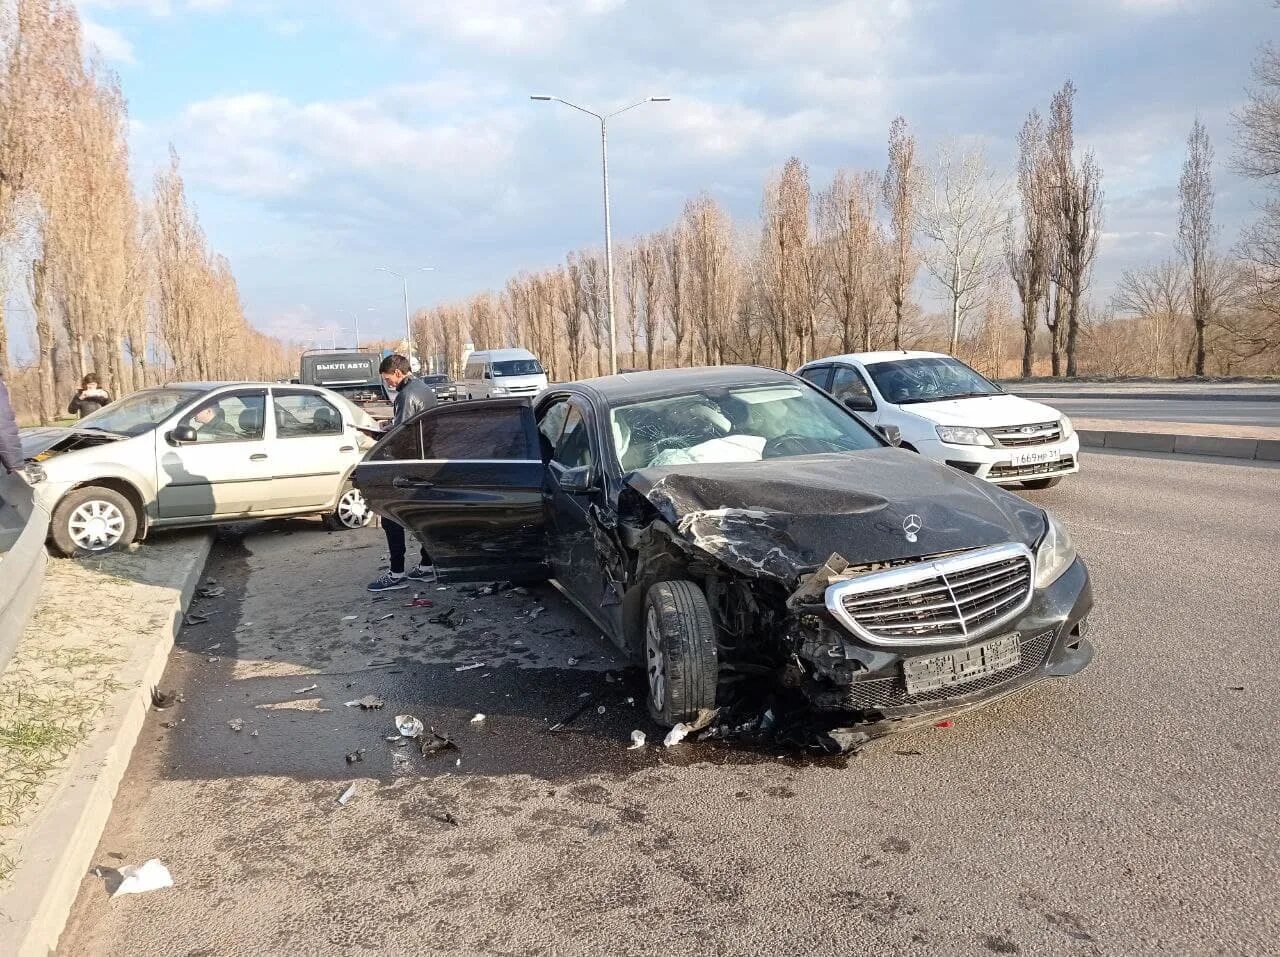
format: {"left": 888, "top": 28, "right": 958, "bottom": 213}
{"left": 0, "top": 377, "right": 21, "bottom": 474}
{"left": 367, "top": 354, "right": 436, "bottom": 592}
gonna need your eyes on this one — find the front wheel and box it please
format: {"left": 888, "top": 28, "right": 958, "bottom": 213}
{"left": 643, "top": 580, "right": 719, "bottom": 727}
{"left": 324, "top": 484, "right": 373, "bottom": 530}
{"left": 51, "top": 486, "right": 138, "bottom": 556}
{"left": 1022, "top": 476, "right": 1063, "bottom": 490}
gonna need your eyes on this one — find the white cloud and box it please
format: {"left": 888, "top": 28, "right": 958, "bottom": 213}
{"left": 350, "top": 0, "right": 624, "bottom": 53}
{"left": 81, "top": 18, "right": 137, "bottom": 64}
{"left": 78, "top": 0, "right": 173, "bottom": 13}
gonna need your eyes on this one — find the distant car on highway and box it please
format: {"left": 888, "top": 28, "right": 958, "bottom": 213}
{"left": 19, "top": 382, "right": 378, "bottom": 555}
{"left": 416, "top": 373, "right": 457, "bottom": 403}
{"left": 354, "top": 366, "right": 1093, "bottom": 734}
{"left": 798, "top": 351, "right": 1080, "bottom": 489}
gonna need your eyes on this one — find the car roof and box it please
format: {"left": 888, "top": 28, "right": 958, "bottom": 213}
{"left": 165, "top": 381, "right": 325, "bottom": 391}
{"left": 468, "top": 348, "right": 537, "bottom": 360}
{"left": 565, "top": 365, "right": 797, "bottom": 405}
{"left": 801, "top": 350, "right": 950, "bottom": 368}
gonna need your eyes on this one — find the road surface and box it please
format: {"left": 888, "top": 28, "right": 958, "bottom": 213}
{"left": 60, "top": 450, "right": 1280, "bottom": 956}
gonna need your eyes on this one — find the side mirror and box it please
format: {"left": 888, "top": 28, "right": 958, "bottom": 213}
{"left": 842, "top": 394, "right": 876, "bottom": 413}
{"left": 556, "top": 464, "right": 597, "bottom": 494}
{"left": 168, "top": 425, "right": 198, "bottom": 445}
{"left": 877, "top": 424, "right": 903, "bottom": 447}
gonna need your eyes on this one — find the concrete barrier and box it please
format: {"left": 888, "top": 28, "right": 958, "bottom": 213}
{"left": 1079, "top": 429, "right": 1277, "bottom": 462}
{"left": 0, "top": 473, "right": 49, "bottom": 675}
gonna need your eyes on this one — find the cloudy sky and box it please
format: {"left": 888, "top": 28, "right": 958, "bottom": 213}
{"left": 73, "top": 0, "right": 1273, "bottom": 347}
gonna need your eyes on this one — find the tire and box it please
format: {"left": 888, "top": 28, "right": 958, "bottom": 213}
{"left": 51, "top": 486, "right": 138, "bottom": 556}
{"left": 643, "top": 580, "right": 719, "bottom": 727}
{"left": 1022, "top": 476, "right": 1063, "bottom": 490}
{"left": 324, "top": 483, "right": 374, "bottom": 530}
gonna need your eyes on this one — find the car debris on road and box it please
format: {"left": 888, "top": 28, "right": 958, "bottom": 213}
{"left": 395, "top": 715, "right": 425, "bottom": 739}
{"left": 337, "top": 783, "right": 357, "bottom": 806}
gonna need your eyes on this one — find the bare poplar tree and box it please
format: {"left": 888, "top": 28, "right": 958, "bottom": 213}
{"left": 882, "top": 116, "right": 921, "bottom": 349}
{"left": 559, "top": 259, "right": 587, "bottom": 379}
{"left": 919, "top": 142, "right": 1007, "bottom": 355}
{"left": 636, "top": 233, "right": 663, "bottom": 368}
{"left": 818, "top": 169, "right": 883, "bottom": 352}
{"left": 1045, "top": 81, "right": 1103, "bottom": 377}
{"left": 661, "top": 225, "right": 691, "bottom": 366}
{"left": 1179, "top": 117, "right": 1215, "bottom": 375}
{"left": 1006, "top": 111, "right": 1053, "bottom": 377}
{"left": 759, "top": 157, "right": 814, "bottom": 366}
{"left": 683, "top": 194, "right": 736, "bottom": 365}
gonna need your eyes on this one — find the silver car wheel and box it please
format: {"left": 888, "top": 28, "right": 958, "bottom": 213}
{"left": 336, "top": 487, "right": 372, "bottom": 528}
{"left": 68, "top": 499, "right": 126, "bottom": 551}
{"left": 645, "top": 605, "right": 666, "bottom": 710}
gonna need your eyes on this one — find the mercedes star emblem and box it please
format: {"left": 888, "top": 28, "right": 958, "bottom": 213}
{"left": 902, "top": 513, "right": 922, "bottom": 543}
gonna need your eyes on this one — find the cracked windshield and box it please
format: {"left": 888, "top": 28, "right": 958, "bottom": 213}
{"left": 610, "top": 384, "right": 882, "bottom": 468}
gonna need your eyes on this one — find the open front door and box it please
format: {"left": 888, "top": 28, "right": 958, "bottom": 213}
{"left": 353, "top": 400, "right": 548, "bottom": 582}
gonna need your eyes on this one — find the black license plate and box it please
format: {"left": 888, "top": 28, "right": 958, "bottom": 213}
{"left": 903, "top": 632, "right": 1022, "bottom": 695}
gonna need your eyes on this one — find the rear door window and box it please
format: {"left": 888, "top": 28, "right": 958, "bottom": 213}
{"left": 798, "top": 366, "right": 831, "bottom": 390}
{"left": 829, "top": 366, "right": 874, "bottom": 405}
{"left": 421, "top": 405, "right": 532, "bottom": 460}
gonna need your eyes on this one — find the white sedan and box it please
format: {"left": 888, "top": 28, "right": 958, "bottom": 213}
{"left": 20, "top": 381, "right": 378, "bottom": 555}
{"left": 797, "top": 351, "right": 1080, "bottom": 488}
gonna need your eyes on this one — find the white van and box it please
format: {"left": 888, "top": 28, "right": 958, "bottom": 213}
{"left": 460, "top": 348, "right": 549, "bottom": 400}
{"left": 796, "top": 350, "right": 1080, "bottom": 489}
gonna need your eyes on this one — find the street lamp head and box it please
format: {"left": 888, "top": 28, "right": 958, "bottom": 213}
{"left": 530, "top": 95, "right": 553, "bottom": 101}
{"left": 649, "top": 97, "right": 672, "bottom": 102}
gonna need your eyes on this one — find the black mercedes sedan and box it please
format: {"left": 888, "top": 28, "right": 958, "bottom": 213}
{"left": 354, "top": 366, "right": 1094, "bottom": 732}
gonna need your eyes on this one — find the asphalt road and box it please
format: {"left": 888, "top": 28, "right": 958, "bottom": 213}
{"left": 1023, "top": 396, "right": 1280, "bottom": 428}
{"left": 60, "top": 451, "right": 1280, "bottom": 956}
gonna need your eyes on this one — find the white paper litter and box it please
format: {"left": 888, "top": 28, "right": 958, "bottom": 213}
{"left": 112, "top": 859, "right": 173, "bottom": 898}
{"left": 663, "top": 724, "right": 690, "bottom": 747}
{"left": 341, "top": 615, "right": 359, "bottom": 622}
{"left": 455, "top": 662, "right": 483, "bottom": 672}
{"left": 337, "top": 783, "right": 357, "bottom": 806}
{"left": 470, "top": 713, "right": 486, "bottom": 724}
{"left": 293, "top": 684, "right": 318, "bottom": 694}
{"left": 395, "top": 715, "right": 425, "bottom": 739}
{"left": 628, "top": 730, "right": 646, "bottom": 750}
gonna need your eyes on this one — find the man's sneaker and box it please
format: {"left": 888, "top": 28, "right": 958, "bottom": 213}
{"left": 367, "top": 572, "right": 409, "bottom": 592}
{"left": 407, "top": 564, "right": 436, "bottom": 582}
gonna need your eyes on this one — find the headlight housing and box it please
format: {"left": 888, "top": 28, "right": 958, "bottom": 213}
{"left": 1059, "top": 416, "right": 1074, "bottom": 439}
{"left": 1035, "top": 511, "right": 1076, "bottom": 589}
{"left": 935, "top": 424, "right": 994, "bottom": 447}
{"left": 490, "top": 386, "right": 508, "bottom": 395}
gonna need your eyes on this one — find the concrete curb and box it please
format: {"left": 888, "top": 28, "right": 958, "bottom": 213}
{"left": 1080, "top": 429, "right": 1280, "bottom": 462}
{"left": 0, "top": 533, "right": 213, "bottom": 957}
{"left": 1009, "top": 389, "right": 1280, "bottom": 402}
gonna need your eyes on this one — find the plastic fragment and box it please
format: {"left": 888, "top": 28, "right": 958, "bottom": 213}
{"left": 345, "top": 695, "right": 385, "bottom": 710}
{"left": 372, "top": 613, "right": 394, "bottom": 623}
{"left": 227, "top": 718, "right": 244, "bottom": 733}
{"left": 395, "top": 715, "right": 425, "bottom": 739}
{"left": 934, "top": 719, "right": 954, "bottom": 729}
{"left": 628, "top": 730, "right": 646, "bottom": 750}
{"left": 529, "top": 605, "right": 546, "bottom": 620}
{"left": 341, "top": 615, "right": 359, "bottom": 623}
{"left": 345, "top": 749, "right": 366, "bottom": 764}
{"left": 567, "top": 657, "right": 579, "bottom": 666}
{"left": 455, "top": 662, "right": 483, "bottom": 672}
{"left": 470, "top": 713, "right": 486, "bottom": 724}
{"left": 663, "top": 724, "right": 689, "bottom": 747}
{"left": 293, "top": 684, "right": 318, "bottom": 694}
{"left": 111, "top": 859, "right": 173, "bottom": 898}
{"left": 337, "top": 783, "right": 357, "bottom": 806}
{"left": 597, "top": 705, "right": 606, "bottom": 715}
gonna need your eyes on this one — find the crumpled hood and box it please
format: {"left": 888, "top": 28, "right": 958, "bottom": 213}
{"left": 19, "top": 427, "right": 70, "bottom": 458}
{"left": 626, "top": 448, "right": 1046, "bottom": 584}
{"left": 904, "top": 393, "right": 1063, "bottom": 427}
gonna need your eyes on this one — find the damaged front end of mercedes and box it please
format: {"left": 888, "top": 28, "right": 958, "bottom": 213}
{"left": 600, "top": 451, "right": 1094, "bottom": 731}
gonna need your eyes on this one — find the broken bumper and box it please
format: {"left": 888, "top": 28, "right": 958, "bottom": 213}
{"left": 801, "top": 556, "right": 1094, "bottom": 721}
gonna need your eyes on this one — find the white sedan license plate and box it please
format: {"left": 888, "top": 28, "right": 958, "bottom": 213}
{"left": 1012, "top": 447, "right": 1061, "bottom": 467}
{"left": 903, "top": 632, "right": 1022, "bottom": 695}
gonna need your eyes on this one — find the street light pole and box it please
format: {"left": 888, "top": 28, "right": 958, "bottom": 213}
{"left": 376, "top": 266, "right": 434, "bottom": 366}
{"left": 530, "top": 94, "right": 670, "bottom": 375}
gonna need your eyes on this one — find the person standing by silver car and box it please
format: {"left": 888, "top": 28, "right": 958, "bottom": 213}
{"left": 367, "top": 354, "right": 437, "bottom": 592}
{"left": 0, "top": 375, "right": 21, "bottom": 474}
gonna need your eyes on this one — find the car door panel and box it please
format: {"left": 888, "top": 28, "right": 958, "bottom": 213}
{"left": 541, "top": 399, "right": 608, "bottom": 607}
{"left": 354, "top": 400, "right": 548, "bottom": 582}
{"left": 155, "top": 390, "right": 272, "bottom": 519}
{"left": 267, "top": 389, "right": 352, "bottom": 509}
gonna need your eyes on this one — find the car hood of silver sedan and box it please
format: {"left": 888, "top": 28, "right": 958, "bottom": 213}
{"left": 624, "top": 448, "right": 1048, "bottom": 586}
{"left": 21, "top": 426, "right": 124, "bottom": 460}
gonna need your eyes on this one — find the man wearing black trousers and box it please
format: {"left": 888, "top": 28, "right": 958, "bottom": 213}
{"left": 367, "top": 354, "right": 437, "bottom": 592}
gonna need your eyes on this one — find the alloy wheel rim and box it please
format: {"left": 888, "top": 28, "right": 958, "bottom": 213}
{"left": 337, "top": 488, "right": 370, "bottom": 528}
{"left": 69, "top": 500, "right": 126, "bottom": 550}
{"left": 645, "top": 606, "right": 665, "bottom": 709}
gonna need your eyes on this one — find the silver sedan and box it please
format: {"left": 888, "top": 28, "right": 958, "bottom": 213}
{"left": 20, "top": 382, "right": 378, "bottom": 555}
